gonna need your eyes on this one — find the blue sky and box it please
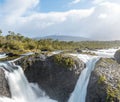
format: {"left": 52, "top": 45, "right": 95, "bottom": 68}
{"left": 0, "top": 0, "right": 120, "bottom": 40}
{"left": 39, "top": 0, "right": 92, "bottom": 12}
{"left": 40, "top": 0, "right": 71, "bottom": 12}
{"left": 0, "top": 0, "right": 4, "bottom": 3}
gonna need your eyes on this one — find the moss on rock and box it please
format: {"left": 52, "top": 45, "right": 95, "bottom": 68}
{"left": 106, "top": 83, "right": 120, "bottom": 102}
{"left": 52, "top": 54, "right": 75, "bottom": 68}
{"left": 87, "top": 57, "right": 120, "bottom": 102}
{"left": 98, "top": 75, "right": 106, "bottom": 84}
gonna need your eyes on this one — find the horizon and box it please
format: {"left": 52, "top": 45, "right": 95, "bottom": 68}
{"left": 35, "top": 35, "right": 120, "bottom": 41}
{"left": 0, "top": 0, "right": 120, "bottom": 40}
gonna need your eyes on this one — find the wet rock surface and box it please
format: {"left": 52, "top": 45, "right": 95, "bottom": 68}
{"left": 114, "top": 49, "right": 120, "bottom": 64}
{"left": 0, "top": 68, "right": 11, "bottom": 97}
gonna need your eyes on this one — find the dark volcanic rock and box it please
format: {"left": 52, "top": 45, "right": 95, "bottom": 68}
{"left": 114, "top": 49, "right": 120, "bottom": 64}
{"left": 86, "top": 58, "right": 120, "bottom": 102}
{"left": 0, "top": 68, "right": 11, "bottom": 97}
{"left": 6, "top": 52, "right": 18, "bottom": 57}
{"left": 16, "top": 54, "right": 85, "bottom": 102}
{"left": 74, "top": 48, "right": 82, "bottom": 53}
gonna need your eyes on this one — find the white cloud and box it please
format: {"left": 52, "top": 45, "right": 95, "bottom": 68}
{"left": 98, "top": 13, "right": 108, "bottom": 19}
{"left": 92, "top": 0, "right": 105, "bottom": 4}
{"left": 1, "top": 0, "right": 39, "bottom": 16}
{"left": 0, "top": 0, "right": 120, "bottom": 40}
{"left": 70, "top": 0, "right": 81, "bottom": 4}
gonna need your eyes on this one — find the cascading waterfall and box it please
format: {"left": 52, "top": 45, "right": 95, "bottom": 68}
{"left": 68, "top": 54, "right": 100, "bottom": 102}
{"left": 68, "top": 48, "right": 117, "bottom": 102}
{"left": 0, "top": 48, "right": 118, "bottom": 102}
{"left": 0, "top": 62, "right": 57, "bottom": 102}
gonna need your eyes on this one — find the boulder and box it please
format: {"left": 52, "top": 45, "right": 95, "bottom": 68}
{"left": 114, "top": 49, "right": 120, "bottom": 64}
{"left": 86, "top": 58, "right": 120, "bottom": 102}
{"left": 74, "top": 48, "right": 82, "bottom": 53}
{"left": 6, "top": 52, "right": 18, "bottom": 57}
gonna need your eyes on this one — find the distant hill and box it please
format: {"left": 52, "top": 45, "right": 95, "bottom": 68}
{"left": 35, "top": 35, "right": 90, "bottom": 42}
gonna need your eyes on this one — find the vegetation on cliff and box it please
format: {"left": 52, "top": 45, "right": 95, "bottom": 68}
{"left": 87, "top": 57, "right": 120, "bottom": 102}
{"left": 52, "top": 54, "right": 75, "bottom": 68}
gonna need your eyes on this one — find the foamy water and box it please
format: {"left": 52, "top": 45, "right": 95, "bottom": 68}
{"left": 0, "top": 62, "right": 57, "bottom": 102}
{"left": 68, "top": 54, "right": 100, "bottom": 102}
{"left": 0, "top": 53, "right": 7, "bottom": 59}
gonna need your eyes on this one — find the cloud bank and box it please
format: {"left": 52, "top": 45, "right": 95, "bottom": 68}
{"left": 0, "top": 0, "right": 120, "bottom": 40}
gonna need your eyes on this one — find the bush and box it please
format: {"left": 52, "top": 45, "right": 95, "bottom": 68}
{"left": 98, "top": 75, "right": 106, "bottom": 84}
{"left": 106, "top": 84, "right": 120, "bottom": 102}
{"left": 53, "top": 54, "right": 75, "bottom": 68}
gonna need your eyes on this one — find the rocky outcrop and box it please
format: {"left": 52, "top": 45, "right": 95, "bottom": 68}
{"left": 16, "top": 54, "right": 85, "bottom": 102}
{"left": 86, "top": 58, "right": 120, "bottom": 102}
{"left": 114, "top": 49, "right": 120, "bottom": 64}
{"left": 6, "top": 52, "right": 18, "bottom": 57}
{"left": 0, "top": 68, "right": 11, "bottom": 97}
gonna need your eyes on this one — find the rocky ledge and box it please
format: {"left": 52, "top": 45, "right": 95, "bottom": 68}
{"left": 15, "top": 53, "right": 85, "bottom": 102}
{"left": 86, "top": 58, "right": 120, "bottom": 102}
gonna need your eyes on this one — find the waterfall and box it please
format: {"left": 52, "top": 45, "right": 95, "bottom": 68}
{"left": 68, "top": 49, "right": 118, "bottom": 102}
{"left": 0, "top": 48, "right": 117, "bottom": 102}
{"left": 68, "top": 54, "right": 100, "bottom": 102}
{"left": 0, "top": 62, "right": 57, "bottom": 102}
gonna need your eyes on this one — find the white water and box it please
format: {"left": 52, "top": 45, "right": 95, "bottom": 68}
{"left": 92, "top": 48, "right": 118, "bottom": 57}
{"left": 83, "top": 48, "right": 118, "bottom": 58}
{"left": 0, "top": 62, "right": 57, "bottom": 102}
{"left": 20, "top": 52, "right": 34, "bottom": 56}
{"left": 68, "top": 54, "right": 100, "bottom": 102}
{"left": 0, "top": 53, "right": 7, "bottom": 59}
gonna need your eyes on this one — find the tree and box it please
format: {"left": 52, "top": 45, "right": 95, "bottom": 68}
{"left": 0, "top": 30, "right": 2, "bottom": 36}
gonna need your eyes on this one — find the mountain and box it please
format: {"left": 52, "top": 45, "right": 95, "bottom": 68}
{"left": 35, "top": 35, "right": 90, "bottom": 42}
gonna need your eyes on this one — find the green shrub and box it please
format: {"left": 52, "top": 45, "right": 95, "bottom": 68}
{"left": 53, "top": 54, "right": 75, "bottom": 68}
{"left": 106, "top": 85, "right": 120, "bottom": 102}
{"left": 98, "top": 75, "right": 106, "bottom": 84}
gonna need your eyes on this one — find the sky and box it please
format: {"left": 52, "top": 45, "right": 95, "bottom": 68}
{"left": 0, "top": 0, "right": 120, "bottom": 40}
